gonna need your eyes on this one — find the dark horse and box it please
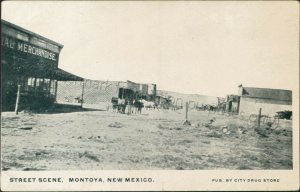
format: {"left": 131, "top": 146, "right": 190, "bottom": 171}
{"left": 133, "top": 100, "right": 144, "bottom": 114}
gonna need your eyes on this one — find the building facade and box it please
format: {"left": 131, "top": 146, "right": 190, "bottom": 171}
{"left": 56, "top": 79, "right": 157, "bottom": 110}
{"left": 225, "top": 94, "right": 240, "bottom": 113}
{"left": 156, "top": 90, "right": 218, "bottom": 109}
{"left": 237, "top": 85, "right": 292, "bottom": 116}
{"left": 1, "top": 20, "right": 83, "bottom": 111}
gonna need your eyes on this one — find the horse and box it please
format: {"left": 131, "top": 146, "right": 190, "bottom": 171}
{"left": 134, "top": 99, "right": 144, "bottom": 114}
{"left": 141, "top": 99, "right": 156, "bottom": 110}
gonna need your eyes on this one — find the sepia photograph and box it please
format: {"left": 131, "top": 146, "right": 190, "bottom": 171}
{"left": 1, "top": 1, "right": 299, "bottom": 191}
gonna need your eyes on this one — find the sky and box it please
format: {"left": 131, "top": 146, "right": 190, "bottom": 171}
{"left": 2, "top": 1, "right": 299, "bottom": 97}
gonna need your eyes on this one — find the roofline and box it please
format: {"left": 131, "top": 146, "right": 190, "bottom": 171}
{"left": 57, "top": 68, "right": 84, "bottom": 81}
{"left": 241, "top": 86, "right": 292, "bottom": 92}
{"left": 126, "top": 80, "right": 157, "bottom": 86}
{"left": 1, "top": 19, "right": 64, "bottom": 48}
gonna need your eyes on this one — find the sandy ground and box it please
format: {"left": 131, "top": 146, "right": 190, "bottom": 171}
{"left": 1, "top": 108, "right": 292, "bottom": 170}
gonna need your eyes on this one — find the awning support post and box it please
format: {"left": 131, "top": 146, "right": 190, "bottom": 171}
{"left": 15, "top": 84, "right": 21, "bottom": 115}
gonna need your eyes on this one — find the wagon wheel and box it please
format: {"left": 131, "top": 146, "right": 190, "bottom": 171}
{"left": 249, "top": 114, "right": 257, "bottom": 122}
{"left": 272, "top": 116, "right": 280, "bottom": 129}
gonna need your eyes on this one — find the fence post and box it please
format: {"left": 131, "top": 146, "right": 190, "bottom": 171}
{"left": 257, "top": 108, "right": 262, "bottom": 128}
{"left": 81, "top": 81, "right": 85, "bottom": 108}
{"left": 183, "top": 102, "right": 191, "bottom": 125}
{"left": 185, "top": 102, "right": 188, "bottom": 120}
{"left": 15, "top": 84, "right": 21, "bottom": 115}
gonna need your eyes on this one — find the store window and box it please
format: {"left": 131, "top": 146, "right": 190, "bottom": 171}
{"left": 35, "top": 78, "right": 42, "bottom": 87}
{"left": 27, "top": 77, "right": 35, "bottom": 89}
{"left": 43, "top": 79, "right": 50, "bottom": 91}
{"left": 36, "top": 78, "right": 51, "bottom": 93}
{"left": 25, "top": 77, "right": 56, "bottom": 96}
{"left": 50, "top": 80, "right": 57, "bottom": 96}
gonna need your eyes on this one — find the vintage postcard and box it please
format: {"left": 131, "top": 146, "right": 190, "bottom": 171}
{"left": 1, "top": 1, "right": 299, "bottom": 191}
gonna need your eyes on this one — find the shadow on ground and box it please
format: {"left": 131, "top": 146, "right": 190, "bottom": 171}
{"left": 4, "top": 103, "right": 106, "bottom": 114}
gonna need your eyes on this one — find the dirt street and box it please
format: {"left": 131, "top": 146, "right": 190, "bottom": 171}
{"left": 1, "top": 109, "right": 292, "bottom": 170}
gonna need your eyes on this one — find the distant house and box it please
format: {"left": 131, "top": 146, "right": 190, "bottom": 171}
{"left": 237, "top": 85, "right": 292, "bottom": 116}
{"left": 155, "top": 94, "right": 168, "bottom": 106}
{"left": 156, "top": 90, "right": 218, "bottom": 107}
{"left": 225, "top": 94, "right": 240, "bottom": 113}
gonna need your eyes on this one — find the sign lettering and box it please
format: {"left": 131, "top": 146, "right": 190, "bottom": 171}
{"left": 2, "top": 35, "right": 56, "bottom": 61}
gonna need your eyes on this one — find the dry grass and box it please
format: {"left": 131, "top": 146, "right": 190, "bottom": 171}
{"left": 1, "top": 110, "right": 293, "bottom": 170}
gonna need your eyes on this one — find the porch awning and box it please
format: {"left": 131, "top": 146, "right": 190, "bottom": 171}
{"left": 52, "top": 68, "right": 84, "bottom": 81}
{"left": 29, "top": 67, "right": 84, "bottom": 81}
{"left": 26, "top": 65, "right": 84, "bottom": 81}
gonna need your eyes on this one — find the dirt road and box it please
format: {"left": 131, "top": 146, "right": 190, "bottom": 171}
{"left": 1, "top": 109, "right": 292, "bottom": 170}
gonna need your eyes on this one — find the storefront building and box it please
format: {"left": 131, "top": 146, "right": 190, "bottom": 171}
{"left": 55, "top": 79, "right": 157, "bottom": 110}
{"left": 1, "top": 19, "right": 83, "bottom": 111}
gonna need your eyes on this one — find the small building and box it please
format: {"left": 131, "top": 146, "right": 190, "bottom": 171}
{"left": 156, "top": 90, "right": 218, "bottom": 108}
{"left": 1, "top": 20, "right": 83, "bottom": 111}
{"left": 237, "top": 85, "right": 292, "bottom": 116}
{"left": 225, "top": 94, "right": 240, "bottom": 113}
{"left": 155, "top": 94, "right": 168, "bottom": 106}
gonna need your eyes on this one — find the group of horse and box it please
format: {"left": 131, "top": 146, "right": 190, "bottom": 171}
{"left": 111, "top": 98, "right": 158, "bottom": 114}
{"left": 195, "top": 103, "right": 226, "bottom": 112}
{"left": 111, "top": 97, "right": 227, "bottom": 114}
